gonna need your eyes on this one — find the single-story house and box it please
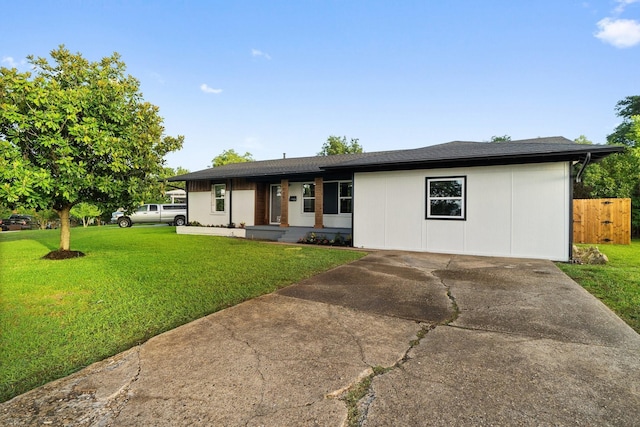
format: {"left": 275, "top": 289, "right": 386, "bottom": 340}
{"left": 168, "top": 137, "right": 623, "bottom": 261}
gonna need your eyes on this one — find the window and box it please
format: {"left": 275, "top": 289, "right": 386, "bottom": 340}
{"left": 426, "top": 177, "right": 466, "bottom": 220}
{"left": 339, "top": 182, "right": 353, "bottom": 213}
{"left": 323, "top": 181, "right": 353, "bottom": 214}
{"left": 212, "top": 184, "right": 226, "bottom": 212}
{"left": 302, "top": 183, "right": 315, "bottom": 213}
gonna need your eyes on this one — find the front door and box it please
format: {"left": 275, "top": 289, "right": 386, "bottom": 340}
{"left": 270, "top": 184, "right": 282, "bottom": 224}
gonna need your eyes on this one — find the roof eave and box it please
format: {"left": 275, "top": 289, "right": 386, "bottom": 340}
{"left": 323, "top": 147, "right": 625, "bottom": 173}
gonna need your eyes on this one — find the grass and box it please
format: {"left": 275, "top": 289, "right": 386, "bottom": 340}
{"left": 557, "top": 240, "right": 640, "bottom": 334}
{"left": 0, "top": 225, "right": 366, "bottom": 402}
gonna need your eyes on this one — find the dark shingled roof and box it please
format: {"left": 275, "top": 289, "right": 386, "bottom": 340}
{"left": 168, "top": 137, "right": 624, "bottom": 181}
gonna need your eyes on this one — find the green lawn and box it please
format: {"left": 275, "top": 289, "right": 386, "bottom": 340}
{"left": 557, "top": 240, "right": 640, "bottom": 334}
{"left": 0, "top": 226, "right": 366, "bottom": 402}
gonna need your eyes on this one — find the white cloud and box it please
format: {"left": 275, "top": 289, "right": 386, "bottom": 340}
{"left": 614, "top": 0, "right": 640, "bottom": 14}
{"left": 2, "top": 56, "right": 19, "bottom": 68}
{"left": 200, "top": 83, "right": 222, "bottom": 94}
{"left": 595, "top": 17, "right": 640, "bottom": 48}
{"left": 251, "top": 49, "right": 271, "bottom": 60}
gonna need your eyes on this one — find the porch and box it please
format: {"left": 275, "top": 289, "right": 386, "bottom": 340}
{"left": 244, "top": 225, "right": 352, "bottom": 244}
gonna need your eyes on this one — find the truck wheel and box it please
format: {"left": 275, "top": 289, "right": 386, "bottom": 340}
{"left": 174, "top": 216, "right": 186, "bottom": 226}
{"left": 118, "top": 217, "right": 132, "bottom": 228}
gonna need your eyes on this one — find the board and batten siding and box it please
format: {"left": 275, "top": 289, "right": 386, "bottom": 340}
{"left": 352, "top": 163, "right": 571, "bottom": 261}
{"left": 188, "top": 189, "right": 256, "bottom": 227}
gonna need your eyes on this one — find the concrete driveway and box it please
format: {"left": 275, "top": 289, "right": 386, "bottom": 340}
{"left": 2, "top": 251, "right": 639, "bottom": 426}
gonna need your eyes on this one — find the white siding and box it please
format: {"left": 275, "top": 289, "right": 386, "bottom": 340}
{"left": 353, "top": 163, "right": 571, "bottom": 261}
{"left": 322, "top": 214, "right": 352, "bottom": 228}
{"left": 288, "top": 181, "right": 352, "bottom": 228}
{"left": 231, "top": 190, "right": 255, "bottom": 227}
{"left": 288, "top": 182, "right": 315, "bottom": 227}
{"left": 187, "top": 190, "right": 229, "bottom": 226}
{"left": 188, "top": 189, "right": 255, "bottom": 227}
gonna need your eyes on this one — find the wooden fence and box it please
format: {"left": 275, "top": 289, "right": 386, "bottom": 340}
{"left": 573, "top": 198, "right": 631, "bottom": 245}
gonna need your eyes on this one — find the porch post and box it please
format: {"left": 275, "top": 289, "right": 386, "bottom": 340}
{"left": 314, "top": 177, "right": 324, "bottom": 229}
{"left": 280, "top": 179, "right": 289, "bottom": 227}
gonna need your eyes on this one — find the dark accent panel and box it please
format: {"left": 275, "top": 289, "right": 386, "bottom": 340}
{"left": 323, "top": 182, "right": 338, "bottom": 214}
{"left": 188, "top": 180, "right": 211, "bottom": 192}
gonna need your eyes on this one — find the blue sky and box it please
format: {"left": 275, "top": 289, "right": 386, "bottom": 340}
{"left": 2, "top": 0, "right": 639, "bottom": 172}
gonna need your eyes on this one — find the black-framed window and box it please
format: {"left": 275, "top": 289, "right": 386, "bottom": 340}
{"left": 323, "top": 181, "right": 353, "bottom": 214}
{"left": 426, "top": 177, "right": 466, "bottom": 220}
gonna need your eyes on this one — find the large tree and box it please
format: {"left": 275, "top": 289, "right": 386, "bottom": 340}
{"left": 0, "top": 46, "right": 183, "bottom": 254}
{"left": 317, "top": 135, "right": 363, "bottom": 156}
{"left": 607, "top": 96, "right": 640, "bottom": 147}
{"left": 580, "top": 116, "right": 640, "bottom": 236}
{"left": 211, "top": 149, "right": 254, "bottom": 167}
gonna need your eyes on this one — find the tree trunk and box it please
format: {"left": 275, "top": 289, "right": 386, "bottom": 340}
{"left": 57, "top": 206, "right": 72, "bottom": 251}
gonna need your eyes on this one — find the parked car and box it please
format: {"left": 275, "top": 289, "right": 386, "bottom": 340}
{"left": 1, "top": 214, "right": 34, "bottom": 231}
{"left": 10, "top": 214, "right": 33, "bottom": 230}
{"left": 117, "top": 204, "right": 187, "bottom": 228}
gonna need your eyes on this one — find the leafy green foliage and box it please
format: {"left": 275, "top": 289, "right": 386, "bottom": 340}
{"left": 0, "top": 226, "right": 366, "bottom": 402}
{"left": 574, "top": 135, "right": 592, "bottom": 145}
{"left": 0, "top": 46, "right": 183, "bottom": 250}
{"left": 70, "top": 203, "right": 102, "bottom": 227}
{"left": 580, "top": 117, "right": 640, "bottom": 235}
{"left": 576, "top": 98, "right": 640, "bottom": 237}
{"left": 212, "top": 149, "right": 254, "bottom": 167}
{"left": 607, "top": 96, "right": 640, "bottom": 147}
{"left": 581, "top": 148, "right": 640, "bottom": 199}
{"left": 140, "top": 166, "right": 191, "bottom": 203}
{"left": 489, "top": 135, "right": 511, "bottom": 142}
{"left": 318, "top": 135, "right": 363, "bottom": 156}
{"left": 160, "top": 166, "right": 189, "bottom": 190}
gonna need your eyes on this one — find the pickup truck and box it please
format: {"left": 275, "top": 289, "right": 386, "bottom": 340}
{"left": 117, "top": 204, "right": 187, "bottom": 228}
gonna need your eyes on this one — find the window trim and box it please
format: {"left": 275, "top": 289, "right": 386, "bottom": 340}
{"left": 338, "top": 181, "right": 353, "bottom": 214}
{"left": 425, "top": 176, "right": 466, "bottom": 220}
{"left": 302, "top": 182, "right": 315, "bottom": 213}
{"left": 322, "top": 180, "right": 353, "bottom": 215}
{"left": 211, "top": 183, "right": 226, "bottom": 213}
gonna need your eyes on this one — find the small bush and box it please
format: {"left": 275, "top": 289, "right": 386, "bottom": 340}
{"left": 298, "top": 232, "right": 352, "bottom": 247}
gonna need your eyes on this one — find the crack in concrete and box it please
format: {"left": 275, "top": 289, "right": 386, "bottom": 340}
{"left": 341, "top": 323, "right": 434, "bottom": 426}
{"left": 343, "top": 258, "right": 463, "bottom": 426}
{"left": 216, "top": 319, "right": 268, "bottom": 424}
{"left": 328, "top": 304, "right": 368, "bottom": 366}
{"left": 104, "top": 346, "right": 142, "bottom": 425}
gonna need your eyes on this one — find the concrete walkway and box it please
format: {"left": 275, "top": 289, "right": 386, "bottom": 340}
{"left": 2, "top": 251, "right": 639, "bottom": 426}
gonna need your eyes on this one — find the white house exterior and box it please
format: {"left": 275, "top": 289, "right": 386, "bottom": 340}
{"left": 169, "top": 137, "right": 623, "bottom": 261}
{"left": 352, "top": 162, "right": 571, "bottom": 260}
